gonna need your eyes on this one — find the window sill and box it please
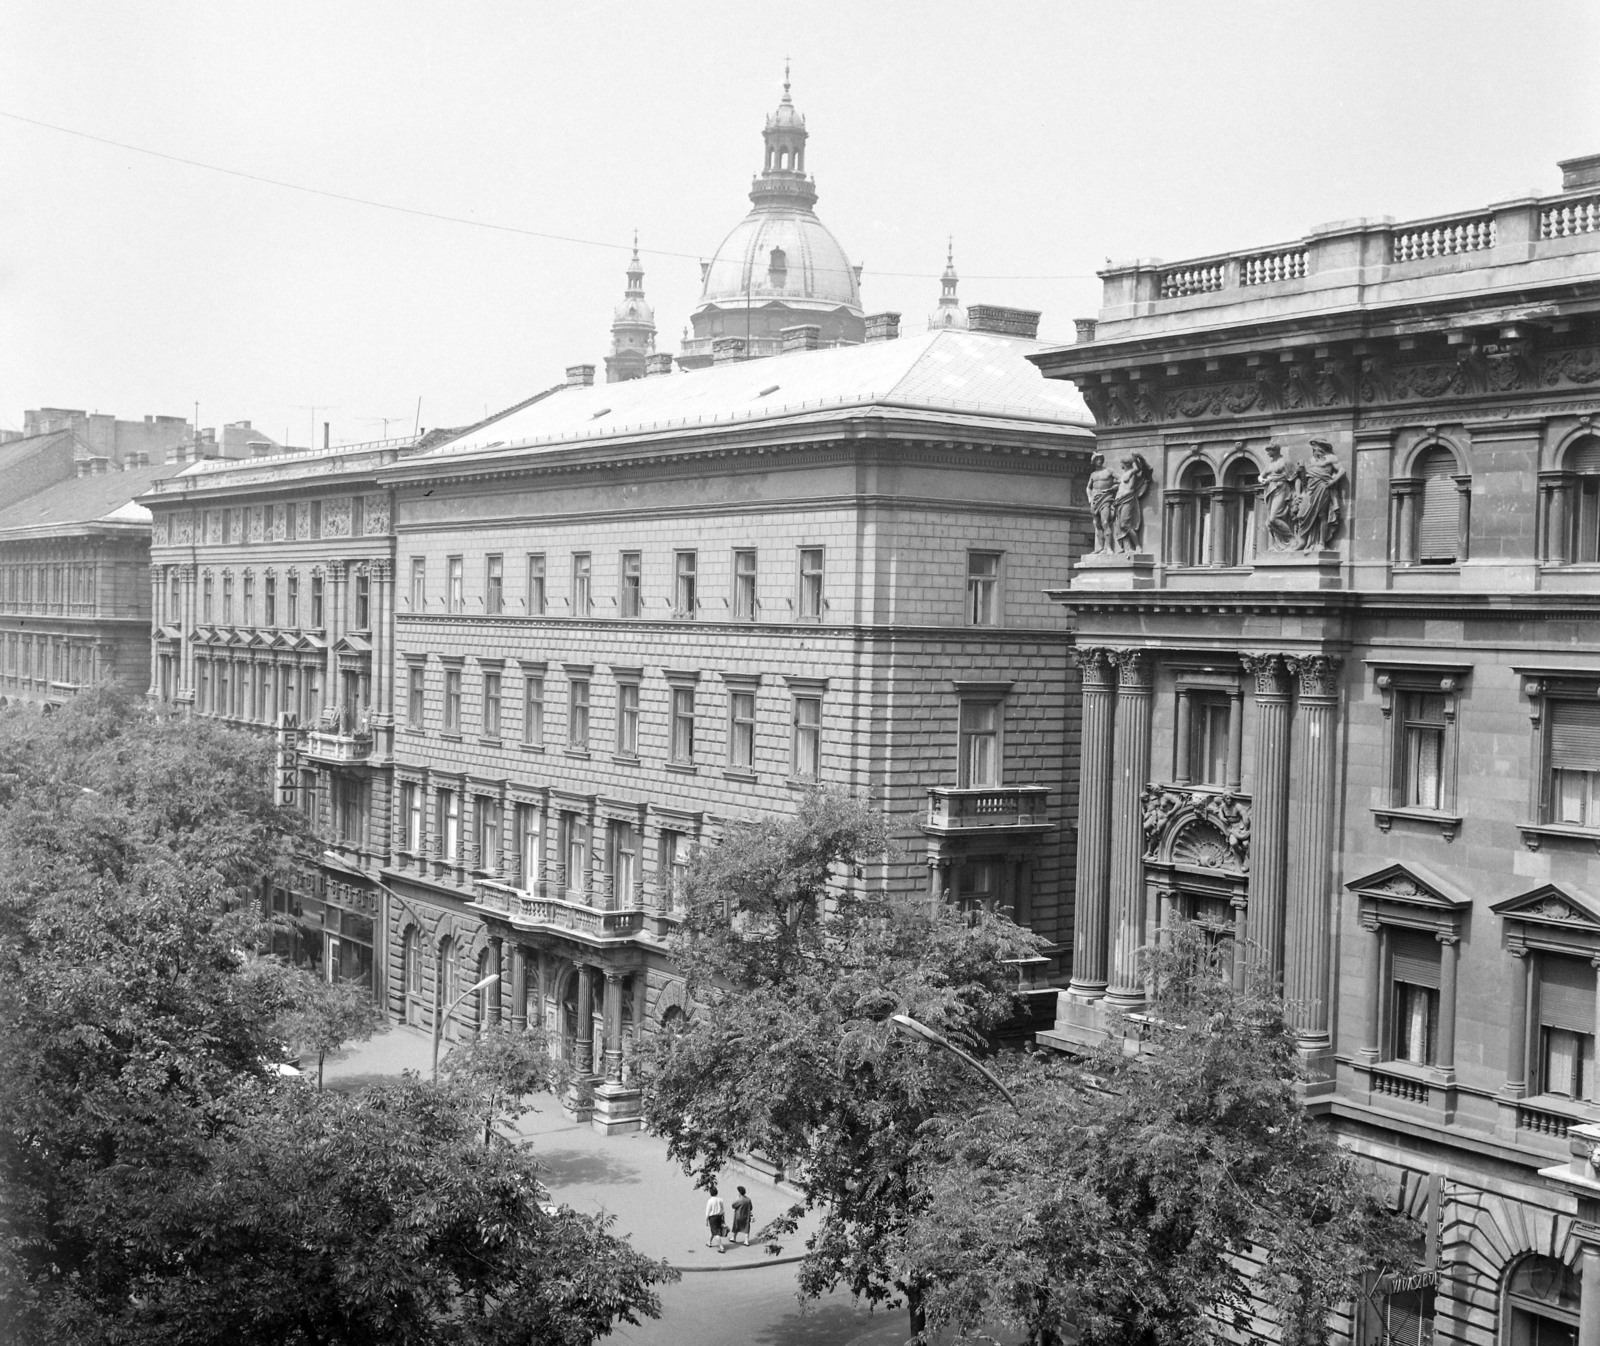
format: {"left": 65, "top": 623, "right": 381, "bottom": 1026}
{"left": 1372, "top": 805, "right": 1463, "bottom": 841}
{"left": 665, "top": 762, "right": 698, "bottom": 775}
{"left": 785, "top": 776, "right": 822, "bottom": 790}
{"left": 1520, "top": 822, "right": 1600, "bottom": 853}
{"left": 517, "top": 742, "right": 545, "bottom": 753}
{"left": 440, "top": 732, "right": 462, "bottom": 742}
{"left": 612, "top": 752, "right": 640, "bottom": 766}
{"left": 401, "top": 725, "right": 426, "bottom": 736}
{"left": 478, "top": 737, "right": 503, "bottom": 748}
{"left": 722, "top": 768, "right": 758, "bottom": 783}
{"left": 564, "top": 747, "right": 591, "bottom": 760}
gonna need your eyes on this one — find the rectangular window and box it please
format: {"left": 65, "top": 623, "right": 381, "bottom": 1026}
{"left": 438, "top": 789, "right": 460, "bottom": 862}
{"left": 407, "top": 665, "right": 425, "bottom": 727}
{"left": 671, "top": 687, "right": 696, "bottom": 764}
{"left": 528, "top": 553, "right": 546, "bottom": 615}
{"left": 1389, "top": 929, "right": 1441, "bottom": 1065}
{"left": 514, "top": 804, "right": 542, "bottom": 888}
{"left": 222, "top": 574, "right": 234, "bottom": 624}
{"left": 311, "top": 574, "right": 324, "bottom": 628}
{"left": 730, "top": 690, "right": 756, "bottom": 768}
{"left": 1548, "top": 700, "right": 1600, "bottom": 828}
{"left": 354, "top": 570, "right": 370, "bottom": 629}
{"left": 168, "top": 572, "right": 180, "bottom": 622}
{"left": 569, "top": 678, "right": 590, "bottom": 749}
{"left": 572, "top": 553, "right": 592, "bottom": 617}
{"left": 733, "top": 548, "right": 758, "bottom": 620}
{"left": 1538, "top": 954, "right": 1598, "bottom": 1100}
{"left": 608, "top": 821, "right": 636, "bottom": 909}
{"left": 1401, "top": 693, "right": 1447, "bottom": 810}
{"left": 402, "top": 782, "right": 423, "bottom": 852}
{"left": 660, "top": 830, "right": 689, "bottom": 911}
{"left": 674, "top": 551, "right": 697, "bottom": 619}
{"left": 286, "top": 572, "right": 299, "bottom": 627}
{"left": 561, "top": 812, "right": 588, "bottom": 896}
{"left": 617, "top": 681, "right": 640, "bottom": 756}
{"left": 443, "top": 668, "right": 462, "bottom": 733}
{"left": 486, "top": 554, "right": 504, "bottom": 616}
{"left": 1191, "top": 696, "right": 1231, "bottom": 788}
{"left": 799, "top": 547, "right": 824, "bottom": 620}
{"left": 522, "top": 674, "right": 545, "bottom": 748}
{"left": 959, "top": 701, "right": 1000, "bottom": 788}
{"left": 792, "top": 695, "right": 821, "bottom": 780}
{"left": 264, "top": 573, "right": 277, "bottom": 626}
{"left": 967, "top": 551, "right": 1001, "bottom": 625}
{"left": 202, "top": 575, "right": 214, "bottom": 624}
{"left": 243, "top": 574, "right": 255, "bottom": 625}
{"left": 410, "top": 557, "right": 425, "bottom": 612}
{"left": 447, "top": 556, "right": 464, "bottom": 614}
{"left": 620, "top": 552, "right": 642, "bottom": 618}
{"left": 476, "top": 796, "right": 501, "bottom": 873}
{"left": 483, "top": 670, "right": 502, "bottom": 738}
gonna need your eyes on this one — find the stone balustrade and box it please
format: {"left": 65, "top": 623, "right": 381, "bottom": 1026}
{"left": 303, "top": 729, "right": 372, "bottom": 763}
{"left": 1541, "top": 193, "right": 1600, "bottom": 239}
{"left": 924, "top": 784, "right": 1051, "bottom": 831}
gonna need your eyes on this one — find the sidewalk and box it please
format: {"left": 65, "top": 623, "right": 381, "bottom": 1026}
{"left": 321, "top": 1025, "right": 820, "bottom": 1272}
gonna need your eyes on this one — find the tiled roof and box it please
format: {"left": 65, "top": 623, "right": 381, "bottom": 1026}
{"left": 0, "top": 462, "right": 169, "bottom": 535}
{"left": 424, "top": 330, "right": 1092, "bottom": 462}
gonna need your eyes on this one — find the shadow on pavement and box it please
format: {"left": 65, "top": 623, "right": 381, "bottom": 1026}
{"left": 750, "top": 1302, "right": 901, "bottom": 1346}
{"left": 533, "top": 1147, "right": 640, "bottom": 1186}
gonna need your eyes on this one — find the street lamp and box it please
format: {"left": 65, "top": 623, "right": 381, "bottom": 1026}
{"left": 434, "top": 974, "right": 500, "bottom": 1081}
{"left": 890, "top": 1012, "right": 1019, "bottom": 1112}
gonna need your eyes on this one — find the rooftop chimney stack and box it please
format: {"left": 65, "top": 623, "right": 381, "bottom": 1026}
{"left": 1074, "top": 318, "right": 1099, "bottom": 343}
{"left": 566, "top": 364, "right": 596, "bottom": 388}
{"left": 645, "top": 353, "right": 675, "bottom": 377}
{"left": 712, "top": 338, "right": 747, "bottom": 365}
{"left": 865, "top": 312, "right": 901, "bottom": 343}
{"left": 967, "top": 305, "right": 1043, "bottom": 340}
{"left": 323, "top": 421, "right": 330, "bottom": 450}
{"left": 781, "top": 325, "right": 822, "bottom": 353}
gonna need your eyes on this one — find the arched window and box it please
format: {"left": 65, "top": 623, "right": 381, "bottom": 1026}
{"left": 438, "top": 935, "right": 458, "bottom": 1035}
{"left": 1165, "top": 461, "right": 1216, "bottom": 568}
{"left": 1219, "top": 458, "right": 1259, "bottom": 566}
{"left": 1544, "top": 435, "right": 1600, "bottom": 564}
{"left": 1392, "top": 444, "right": 1469, "bottom": 567}
{"left": 1503, "top": 1255, "right": 1580, "bottom": 1346}
{"left": 474, "top": 947, "right": 492, "bottom": 1032}
{"left": 402, "top": 927, "right": 422, "bottom": 1026}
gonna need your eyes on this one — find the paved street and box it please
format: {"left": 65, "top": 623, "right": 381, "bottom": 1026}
{"left": 322, "top": 1026, "right": 912, "bottom": 1346}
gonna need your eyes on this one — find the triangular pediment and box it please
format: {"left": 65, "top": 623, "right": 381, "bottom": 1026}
{"left": 1491, "top": 883, "right": 1600, "bottom": 930}
{"left": 335, "top": 633, "right": 373, "bottom": 655}
{"left": 1346, "top": 862, "right": 1471, "bottom": 910}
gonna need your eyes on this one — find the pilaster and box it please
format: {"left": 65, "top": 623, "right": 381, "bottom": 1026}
{"left": 1106, "top": 647, "right": 1152, "bottom": 1009}
{"left": 1069, "top": 645, "right": 1116, "bottom": 1001}
{"left": 1243, "top": 653, "right": 1292, "bottom": 980}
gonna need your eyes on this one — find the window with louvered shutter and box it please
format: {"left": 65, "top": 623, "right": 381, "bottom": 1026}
{"left": 1565, "top": 436, "right": 1600, "bottom": 474}
{"left": 1391, "top": 929, "right": 1441, "bottom": 988}
{"left": 1538, "top": 953, "right": 1596, "bottom": 1033}
{"left": 1550, "top": 701, "right": 1600, "bottom": 772}
{"left": 1415, "top": 447, "right": 1460, "bottom": 563}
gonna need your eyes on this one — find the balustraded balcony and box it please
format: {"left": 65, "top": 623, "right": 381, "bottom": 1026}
{"left": 303, "top": 729, "right": 373, "bottom": 764}
{"left": 924, "top": 785, "right": 1052, "bottom": 833}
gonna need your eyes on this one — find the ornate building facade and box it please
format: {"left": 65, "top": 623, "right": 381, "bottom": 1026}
{"left": 376, "top": 328, "right": 1093, "bottom": 1130}
{"left": 142, "top": 438, "right": 412, "bottom": 998}
{"left": 1033, "top": 153, "right": 1600, "bottom": 1346}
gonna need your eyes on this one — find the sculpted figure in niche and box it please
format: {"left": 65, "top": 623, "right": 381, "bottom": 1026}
{"left": 1258, "top": 444, "right": 1299, "bottom": 551}
{"left": 1086, "top": 453, "right": 1119, "bottom": 553}
{"left": 1112, "top": 453, "right": 1153, "bottom": 554}
{"left": 1295, "top": 438, "right": 1346, "bottom": 550}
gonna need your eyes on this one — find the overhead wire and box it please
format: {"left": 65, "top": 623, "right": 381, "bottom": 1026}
{"left": 0, "top": 106, "right": 1100, "bottom": 284}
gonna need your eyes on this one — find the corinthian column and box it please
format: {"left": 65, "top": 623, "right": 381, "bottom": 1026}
{"left": 1284, "top": 654, "right": 1341, "bottom": 1047}
{"left": 1069, "top": 646, "right": 1116, "bottom": 1001}
{"left": 1243, "top": 653, "right": 1292, "bottom": 980}
{"left": 1105, "top": 648, "right": 1153, "bottom": 1009}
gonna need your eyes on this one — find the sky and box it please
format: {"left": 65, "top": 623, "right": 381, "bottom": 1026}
{"left": 1, "top": 2, "right": 1596, "bottom": 449}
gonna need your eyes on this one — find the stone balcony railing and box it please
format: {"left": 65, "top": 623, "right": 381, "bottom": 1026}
{"left": 303, "top": 730, "right": 373, "bottom": 763}
{"left": 472, "top": 878, "right": 648, "bottom": 940}
{"left": 924, "top": 785, "right": 1052, "bottom": 832}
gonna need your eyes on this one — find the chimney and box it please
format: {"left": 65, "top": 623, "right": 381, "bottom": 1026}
{"left": 712, "top": 338, "right": 747, "bottom": 365}
{"left": 1074, "top": 318, "right": 1099, "bottom": 343}
{"left": 323, "top": 421, "right": 330, "bottom": 450}
{"left": 566, "top": 364, "right": 596, "bottom": 388}
{"left": 250, "top": 442, "right": 273, "bottom": 458}
{"left": 75, "top": 459, "right": 90, "bottom": 477}
{"left": 646, "top": 352, "right": 675, "bottom": 377}
{"left": 967, "top": 304, "right": 1043, "bottom": 339}
{"left": 864, "top": 312, "right": 901, "bottom": 343}
{"left": 781, "top": 325, "right": 822, "bottom": 353}
{"left": 89, "top": 455, "right": 109, "bottom": 474}
{"left": 135, "top": 450, "right": 150, "bottom": 467}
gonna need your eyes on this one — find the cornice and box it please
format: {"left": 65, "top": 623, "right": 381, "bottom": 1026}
{"left": 395, "top": 612, "right": 1081, "bottom": 645}
{"left": 1049, "top": 586, "right": 1600, "bottom": 621}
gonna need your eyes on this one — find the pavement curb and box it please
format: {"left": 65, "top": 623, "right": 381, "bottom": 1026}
{"left": 671, "top": 1251, "right": 807, "bottom": 1273}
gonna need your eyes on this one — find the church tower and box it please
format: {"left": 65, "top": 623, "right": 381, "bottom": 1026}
{"left": 605, "top": 234, "right": 656, "bottom": 384}
{"left": 928, "top": 238, "right": 969, "bottom": 330}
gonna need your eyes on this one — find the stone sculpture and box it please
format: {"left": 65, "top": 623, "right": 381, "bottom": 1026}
{"left": 1254, "top": 439, "right": 1347, "bottom": 552}
{"left": 1112, "top": 453, "right": 1153, "bottom": 554}
{"left": 1086, "top": 453, "right": 1118, "bottom": 553}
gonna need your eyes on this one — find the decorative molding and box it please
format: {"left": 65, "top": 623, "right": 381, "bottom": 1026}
{"left": 1111, "top": 647, "right": 1152, "bottom": 689}
{"left": 1241, "top": 651, "right": 1290, "bottom": 697}
{"left": 1287, "top": 653, "right": 1342, "bottom": 699}
{"left": 1070, "top": 644, "right": 1116, "bottom": 688}
{"left": 1142, "top": 784, "right": 1251, "bottom": 872}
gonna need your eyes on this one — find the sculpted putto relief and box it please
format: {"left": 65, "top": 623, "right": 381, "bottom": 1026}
{"left": 1141, "top": 785, "right": 1251, "bottom": 871}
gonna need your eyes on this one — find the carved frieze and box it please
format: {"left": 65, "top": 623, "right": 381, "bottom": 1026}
{"left": 154, "top": 516, "right": 170, "bottom": 546}
{"left": 1142, "top": 784, "right": 1251, "bottom": 872}
{"left": 247, "top": 507, "right": 265, "bottom": 543}
{"left": 364, "top": 496, "right": 391, "bottom": 536}
{"left": 173, "top": 512, "right": 196, "bottom": 545}
{"left": 324, "top": 499, "right": 353, "bottom": 538}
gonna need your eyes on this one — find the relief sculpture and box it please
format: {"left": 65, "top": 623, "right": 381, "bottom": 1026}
{"left": 1256, "top": 439, "right": 1346, "bottom": 552}
{"left": 1142, "top": 784, "right": 1252, "bottom": 871}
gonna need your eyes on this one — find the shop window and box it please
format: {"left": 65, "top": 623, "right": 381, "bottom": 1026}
{"left": 485, "top": 554, "right": 504, "bottom": 616}
{"left": 733, "top": 549, "right": 758, "bottom": 620}
{"left": 620, "top": 552, "right": 642, "bottom": 618}
{"left": 1372, "top": 664, "right": 1468, "bottom": 839}
{"left": 1167, "top": 461, "right": 1216, "bottom": 568}
{"left": 967, "top": 552, "right": 1000, "bottom": 625}
{"left": 673, "top": 551, "right": 697, "bottom": 619}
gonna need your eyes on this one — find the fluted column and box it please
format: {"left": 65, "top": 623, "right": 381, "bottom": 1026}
{"left": 1069, "top": 646, "right": 1117, "bottom": 1001}
{"left": 1284, "top": 654, "right": 1341, "bottom": 1047}
{"left": 602, "top": 970, "right": 624, "bottom": 1082}
{"left": 487, "top": 936, "right": 503, "bottom": 1026}
{"left": 510, "top": 943, "right": 527, "bottom": 1031}
{"left": 1243, "top": 653, "right": 1292, "bottom": 980}
{"left": 1505, "top": 947, "right": 1529, "bottom": 1095}
{"left": 1361, "top": 919, "right": 1384, "bottom": 1061}
{"left": 1437, "top": 934, "right": 1460, "bottom": 1074}
{"left": 323, "top": 562, "right": 345, "bottom": 720}
{"left": 1106, "top": 648, "right": 1152, "bottom": 1009}
{"left": 574, "top": 963, "right": 595, "bottom": 1075}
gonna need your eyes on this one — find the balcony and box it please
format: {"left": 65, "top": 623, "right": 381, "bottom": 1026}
{"left": 472, "top": 879, "right": 647, "bottom": 941}
{"left": 303, "top": 730, "right": 373, "bottom": 764}
{"left": 924, "top": 786, "right": 1052, "bottom": 834}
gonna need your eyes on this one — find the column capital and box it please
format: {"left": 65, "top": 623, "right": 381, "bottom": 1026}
{"left": 1437, "top": 931, "right": 1461, "bottom": 947}
{"left": 1111, "top": 647, "right": 1153, "bottom": 690}
{"left": 1071, "top": 645, "right": 1118, "bottom": 688}
{"left": 325, "top": 560, "right": 348, "bottom": 581}
{"left": 1286, "top": 653, "right": 1342, "bottom": 700}
{"left": 370, "top": 558, "right": 393, "bottom": 581}
{"left": 603, "top": 968, "right": 623, "bottom": 985}
{"left": 1241, "top": 652, "right": 1291, "bottom": 697}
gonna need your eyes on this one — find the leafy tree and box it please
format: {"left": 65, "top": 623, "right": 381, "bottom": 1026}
{"left": 441, "top": 1024, "right": 569, "bottom": 1146}
{"left": 905, "top": 924, "right": 1417, "bottom": 1346}
{"left": 640, "top": 788, "right": 1042, "bottom": 1336}
{"left": 0, "top": 690, "right": 673, "bottom": 1345}
{"left": 272, "top": 964, "right": 390, "bottom": 1089}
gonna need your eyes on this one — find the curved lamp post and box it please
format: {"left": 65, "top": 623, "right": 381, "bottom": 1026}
{"left": 433, "top": 974, "right": 500, "bottom": 1081}
{"left": 890, "top": 1012, "right": 1019, "bottom": 1112}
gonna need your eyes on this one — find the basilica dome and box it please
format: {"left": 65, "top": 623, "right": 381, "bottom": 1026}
{"left": 698, "top": 210, "right": 860, "bottom": 311}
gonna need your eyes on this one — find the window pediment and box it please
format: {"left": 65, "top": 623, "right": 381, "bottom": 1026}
{"left": 1347, "top": 862, "right": 1471, "bottom": 912}
{"left": 1491, "top": 883, "right": 1600, "bottom": 931}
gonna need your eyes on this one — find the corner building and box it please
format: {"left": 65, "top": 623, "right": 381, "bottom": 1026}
{"left": 1033, "top": 154, "right": 1600, "bottom": 1346}
{"left": 377, "top": 329, "right": 1092, "bottom": 1131}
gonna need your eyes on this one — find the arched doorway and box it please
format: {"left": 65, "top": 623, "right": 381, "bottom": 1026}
{"left": 1504, "top": 1255, "right": 1580, "bottom": 1346}
{"left": 559, "top": 966, "right": 579, "bottom": 1064}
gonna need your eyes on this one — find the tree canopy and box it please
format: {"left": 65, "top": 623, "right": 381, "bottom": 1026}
{"left": 640, "top": 789, "right": 1043, "bottom": 1333}
{"left": 0, "top": 688, "right": 672, "bottom": 1344}
{"left": 906, "top": 926, "right": 1417, "bottom": 1346}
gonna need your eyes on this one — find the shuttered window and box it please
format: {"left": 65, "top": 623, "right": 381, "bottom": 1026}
{"left": 1391, "top": 929, "right": 1441, "bottom": 989}
{"left": 1550, "top": 701, "right": 1600, "bottom": 772}
{"left": 1416, "top": 447, "right": 1460, "bottom": 563}
{"left": 1538, "top": 953, "right": 1596, "bottom": 1033}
